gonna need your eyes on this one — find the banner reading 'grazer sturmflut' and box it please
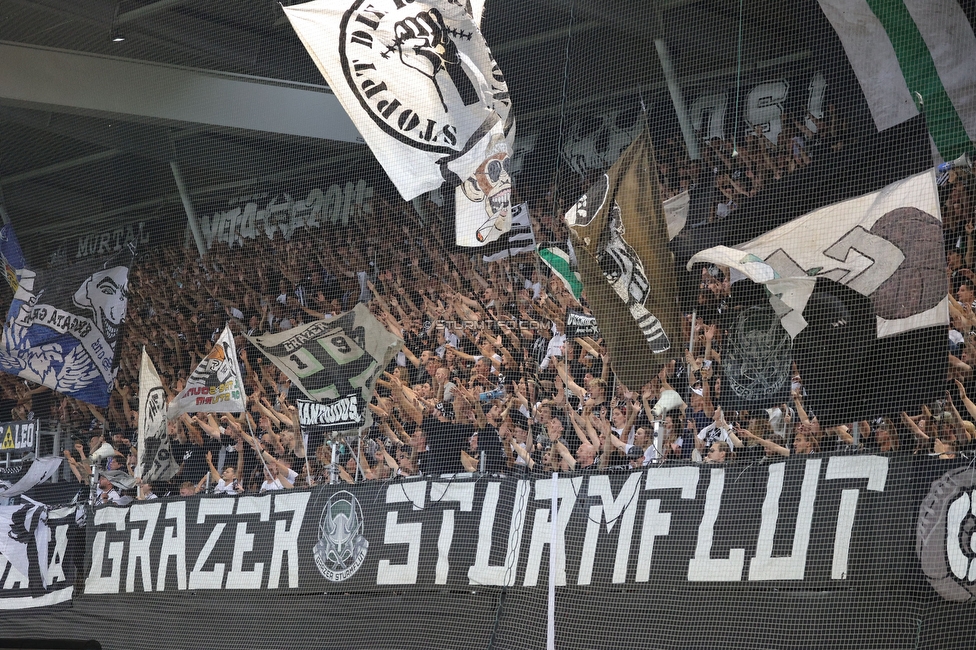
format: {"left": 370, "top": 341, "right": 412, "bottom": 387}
{"left": 0, "top": 224, "right": 132, "bottom": 408}
{"left": 283, "top": 0, "right": 516, "bottom": 247}
{"left": 565, "top": 129, "right": 681, "bottom": 391}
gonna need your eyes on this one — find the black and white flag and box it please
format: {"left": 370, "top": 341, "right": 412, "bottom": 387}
{"left": 283, "top": 0, "right": 515, "bottom": 247}
{"left": 481, "top": 203, "right": 535, "bottom": 262}
{"left": 248, "top": 304, "right": 402, "bottom": 436}
{"left": 0, "top": 504, "right": 79, "bottom": 610}
{"left": 138, "top": 349, "right": 179, "bottom": 482}
{"left": 689, "top": 170, "right": 947, "bottom": 423}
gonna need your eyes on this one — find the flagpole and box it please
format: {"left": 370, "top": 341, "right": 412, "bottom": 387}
{"left": 242, "top": 414, "right": 272, "bottom": 482}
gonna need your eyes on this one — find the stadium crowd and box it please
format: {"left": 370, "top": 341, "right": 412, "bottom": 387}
{"left": 1, "top": 110, "right": 974, "bottom": 500}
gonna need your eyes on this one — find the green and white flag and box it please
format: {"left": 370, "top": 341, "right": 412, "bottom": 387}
{"left": 538, "top": 242, "right": 583, "bottom": 300}
{"left": 819, "top": 0, "right": 976, "bottom": 160}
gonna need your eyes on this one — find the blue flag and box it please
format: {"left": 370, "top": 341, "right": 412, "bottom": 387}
{"left": 0, "top": 225, "right": 132, "bottom": 407}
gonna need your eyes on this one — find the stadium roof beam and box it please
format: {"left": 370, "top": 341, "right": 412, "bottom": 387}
{"left": 0, "top": 41, "right": 361, "bottom": 142}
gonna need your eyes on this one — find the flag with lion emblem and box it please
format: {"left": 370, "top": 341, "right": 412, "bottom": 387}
{"left": 0, "top": 224, "right": 132, "bottom": 408}
{"left": 283, "top": 0, "right": 515, "bottom": 247}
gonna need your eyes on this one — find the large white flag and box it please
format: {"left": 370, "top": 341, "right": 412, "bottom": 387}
{"left": 689, "top": 170, "right": 946, "bottom": 337}
{"left": 283, "top": 0, "right": 515, "bottom": 246}
{"left": 138, "top": 348, "right": 178, "bottom": 481}
{"left": 168, "top": 326, "right": 246, "bottom": 418}
{"left": 819, "top": 0, "right": 976, "bottom": 160}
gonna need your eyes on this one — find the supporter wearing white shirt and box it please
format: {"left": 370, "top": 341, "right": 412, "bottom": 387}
{"left": 204, "top": 451, "right": 244, "bottom": 495}
{"left": 259, "top": 451, "right": 299, "bottom": 492}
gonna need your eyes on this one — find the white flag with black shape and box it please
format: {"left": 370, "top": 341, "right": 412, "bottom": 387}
{"left": 689, "top": 170, "right": 947, "bottom": 423}
{"left": 168, "top": 326, "right": 246, "bottom": 418}
{"left": 247, "top": 304, "right": 402, "bottom": 437}
{"left": 283, "top": 0, "right": 515, "bottom": 247}
{"left": 481, "top": 202, "right": 535, "bottom": 262}
{"left": 138, "top": 348, "right": 178, "bottom": 481}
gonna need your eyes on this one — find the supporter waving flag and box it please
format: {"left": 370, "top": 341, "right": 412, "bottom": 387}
{"left": 0, "top": 224, "right": 132, "bottom": 408}
{"left": 247, "top": 304, "right": 401, "bottom": 436}
{"left": 283, "top": 0, "right": 515, "bottom": 247}
{"left": 565, "top": 128, "right": 681, "bottom": 391}
{"left": 168, "top": 325, "right": 246, "bottom": 418}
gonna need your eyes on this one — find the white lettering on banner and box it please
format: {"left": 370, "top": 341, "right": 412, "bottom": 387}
{"left": 86, "top": 508, "right": 129, "bottom": 594}
{"left": 468, "top": 480, "right": 531, "bottom": 587}
{"left": 690, "top": 93, "right": 729, "bottom": 143}
{"left": 523, "top": 476, "right": 581, "bottom": 587}
{"left": 377, "top": 481, "right": 425, "bottom": 585}
{"left": 825, "top": 455, "right": 889, "bottom": 580}
{"left": 85, "top": 493, "right": 307, "bottom": 594}
{"left": 636, "top": 467, "right": 701, "bottom": 582}
{"left": 227, "top": 497, "right": 269, "bottom": 590}
{"left": 578, "top": 473, "right": 642, "bottom": 585}
{"left": 431, "top": 482, "right": 475, "bottom": 585}
{"left": 157, "top": 501, "right": 187, "bottom": 591}
{"left": 72, "top": 221, "right": 150, "bottom": 260}
{"left": 199, "top": 181, "right": 374, "bottom": 250}
{"left": 748, "top": 459, "right": 822, "bottom": 581}
{"left": 746, "top": 81, "right": 790, "bottom": 143}
{"left": 686, "top": 71, "right": 827, "bottom": 147}
{"left": 188, "top": 498, "right": 234, "bottom": 590}
{"left": 126, "top": 503, "right": 160, "bottom": 593}
{"left": 47, "top": 524, "right": 71, "bottom": 586}
{"left": 687, "top": 468, "right": 746, "bottom": 581}
{"left": 268, "top": 493, "right": 309, "bottom": 589}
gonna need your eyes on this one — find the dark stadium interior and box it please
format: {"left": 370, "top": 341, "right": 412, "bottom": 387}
{"left": 0, "top": 0, "right": 831, "bottom": 249}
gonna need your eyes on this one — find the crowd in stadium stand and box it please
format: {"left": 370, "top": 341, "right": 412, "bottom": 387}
{"left": 1, "top": 110, "right": 973, "bottom": 499}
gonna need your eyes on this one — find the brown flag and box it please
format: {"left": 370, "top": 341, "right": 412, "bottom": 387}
{"left": 564, "top": 129, "right": 680, "bottom": 391}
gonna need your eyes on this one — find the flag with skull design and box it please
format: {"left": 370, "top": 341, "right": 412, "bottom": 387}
{"left": 283, "top": 0, "right": 515, "bottom": 247}
{"left": 0, "top": 224, "right": 132, "bottom": 408}
{"left": 565, "top": 128, "right": 681, "bottom": 392}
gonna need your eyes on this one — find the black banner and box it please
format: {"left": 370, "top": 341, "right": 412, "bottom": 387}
{"left": 4, "top": 456, "right": 976, "bottom": 648}
{"left": 565, "top": 309, "right": 600, "bottom": 339}
{"left": 0, "top": 504, "right": 80, "bottom": 610}
{"left": 81, "top": 455, "right": 926, "bottom": 594}
{"left": 0, "top": 420, "right": 37, "bottom": 453}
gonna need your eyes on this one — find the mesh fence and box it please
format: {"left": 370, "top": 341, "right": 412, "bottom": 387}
{"left": 0, "top": 0, "right": 975, "bottom": 648}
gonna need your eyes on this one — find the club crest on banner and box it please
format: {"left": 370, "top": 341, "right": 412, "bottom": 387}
{"left": 313, "top": 490, "right": 369, "bottom": 582}
{"left": 917, "top": 466, "right": 976, "bottom": 602}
